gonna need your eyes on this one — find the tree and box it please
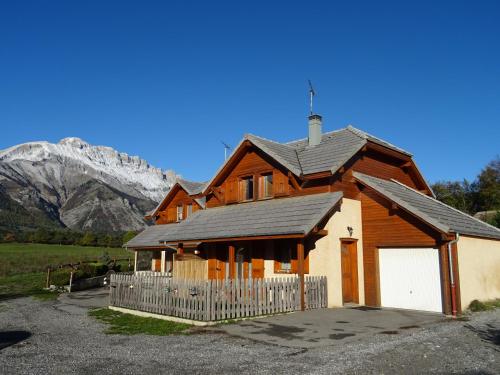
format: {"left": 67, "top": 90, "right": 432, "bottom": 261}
{"left": 431, "top": 180, "right": 477, "bottom": 214}
{"left": 80, "top": 232, "right": 97, "bottom": 247}
{"left": 33, "top": 227, "right": 50, "bottom": 243}
{"left": 122, "top": 231, "right": 137, "bottom": 245}
{"left": 476, "top": 157, "right": 500, "bottom": 212}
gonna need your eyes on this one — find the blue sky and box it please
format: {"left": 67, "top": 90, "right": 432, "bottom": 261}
{"left": 1, "top": 1, "right": 499, "bottom": 183}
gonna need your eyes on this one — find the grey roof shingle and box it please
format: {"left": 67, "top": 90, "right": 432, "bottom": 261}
{"left": 124, "top": 224, "right": 178, "bottom": 248}
{"left": 202, "top": 125, "right": 417, "bottom": 194}
{"left": 177, "top": 178, "right": 206, "bottom": 195}
{"left": 159, "top": 192, "right": 343, "bottom": 243}
{"left": 245, "top": 134, "right": 302, "bottom": 176}
{"left": 353, "top": 172, "right": 500, "bottom": 240}
{"left": 291, "top": 128, "right": 367, "bottom": 175}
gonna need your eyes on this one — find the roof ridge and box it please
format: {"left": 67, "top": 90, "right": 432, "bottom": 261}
{"left": 285, "top": 128, "right": 345, "bottom": 145}
{"left": 346, "top": 125, "right": 369, "bottom": 140}
{"left": 389, "top": 177, "right": 500, "bottom": 234}
{"left": 246, "top": 133, "right": 298, "bottom": 149}
{"left": 245, "top": 133, "right": 303, "bottom": 176}
{"left": 347, "top": 125, "right": 412, "bottom": 156}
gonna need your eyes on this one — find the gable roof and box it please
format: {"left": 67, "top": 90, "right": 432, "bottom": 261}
{"left": 147, "top": 178, "right": 207, "bottom": 219}
{"left": 203, "top": 125, "right": 425, "bottom": 195}
{"left": 353, "top": 172, "right": 500, "bottom": 240}
{"left": 128, "top": 192, "right": 343, "bottom": 247}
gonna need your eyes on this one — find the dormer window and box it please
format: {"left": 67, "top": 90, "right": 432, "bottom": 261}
{"left": 186, "top": 203, "right": 193, "bottom": 217}
{"left": 176, "top": 205, "right": 183, "bottom": 222}
{"left": 239, "top": 176, "right": 254, "bottom": 201}
{"left": 258, "top": 173, "right": 273, "bottom": 199}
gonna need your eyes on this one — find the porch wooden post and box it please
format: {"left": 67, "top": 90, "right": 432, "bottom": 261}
{"left": 133, "top": 251, "right": 138, "bottom": 272}
{"left": 160, "top": 250, "right": 166, "bottom": 272}
{"left": 297, "top": 238, "right": 305, "bottom": 311}
{"left": 228, "top": 244, "right": 235, "bottom": 279}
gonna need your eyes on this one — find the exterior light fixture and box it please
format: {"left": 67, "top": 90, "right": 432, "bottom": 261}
{"left": 194, "top": 249, "right": 200, "bottom": 255}
{"left": 347, "top": 226, "right": 354, "bottom": 237}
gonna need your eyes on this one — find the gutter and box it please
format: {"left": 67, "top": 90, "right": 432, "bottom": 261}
{"left": 447, "top": 233, "right": 460, "bottom": 316}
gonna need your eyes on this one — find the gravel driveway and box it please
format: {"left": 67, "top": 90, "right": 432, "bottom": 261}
{"left": 0, "top": 295, "right": 499, "bottom": 374}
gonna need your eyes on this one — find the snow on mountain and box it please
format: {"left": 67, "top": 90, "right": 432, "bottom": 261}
{"left": 0, "top": 137, "right": 176, "bottom": 202}
{"left": 0, "top": 138, "right": 178, "bottom": 232}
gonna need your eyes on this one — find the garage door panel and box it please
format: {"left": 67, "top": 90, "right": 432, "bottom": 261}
{"left": 379, "top": 248, "right": 442, "bottom": 313}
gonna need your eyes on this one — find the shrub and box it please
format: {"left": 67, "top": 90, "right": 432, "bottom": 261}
{"left": 50, "top": 269, "right": 72, "bottom": 286}
{"left": 469, "top": 299, "right": 492, "bottom": 312}
{"left": 75, "top": 263, "right": 109, "bottom": 280}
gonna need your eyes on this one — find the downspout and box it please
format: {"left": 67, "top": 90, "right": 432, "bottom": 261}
{"left": 447, "top": 233, "right": 460, "bottom": 316}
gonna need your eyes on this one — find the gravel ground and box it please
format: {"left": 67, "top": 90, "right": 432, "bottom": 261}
{"left": 0, "top": 297, "right": 499, "bottom": 375}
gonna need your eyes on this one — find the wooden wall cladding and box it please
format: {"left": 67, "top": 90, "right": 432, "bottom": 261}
{"left": 360, "top": 188, "right": 442, "bottom": 307}
{"left": 156, "top": 186, "right": 200, "bottom": 224}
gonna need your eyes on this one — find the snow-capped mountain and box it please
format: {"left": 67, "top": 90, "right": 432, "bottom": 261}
{"left": 0, "top": 137, "right": 177, "bottom": 232}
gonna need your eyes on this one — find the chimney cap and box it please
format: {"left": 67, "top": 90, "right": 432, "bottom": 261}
{"left": 308, "top": 114, "right": 322, "bottom": 121}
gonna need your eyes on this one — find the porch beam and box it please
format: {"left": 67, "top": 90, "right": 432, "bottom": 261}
{"left": 228, "top": 244, "right": 235, "bottom": 279}
{"left": 297, "top": 239, "right": 305, "bottom": 311}
{"left": 167, "top": 233, "right": 305, "bottom": 244}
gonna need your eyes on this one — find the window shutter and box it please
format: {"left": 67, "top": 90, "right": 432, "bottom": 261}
{"left": 226, "top": 178, "right": 238, "bottom": 203}
{"left": 167, "top": 207, "right": 176, "bottom": 223}
{"left": 274, "top": 171, "right": 289, "bottom": 196}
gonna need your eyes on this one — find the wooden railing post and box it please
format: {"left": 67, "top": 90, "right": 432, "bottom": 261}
{"left": 297, "top": 238, "right": 305, "bottom": 311}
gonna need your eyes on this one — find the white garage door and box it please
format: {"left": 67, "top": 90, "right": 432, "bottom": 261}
{"left": 379, "top": 248, "right": 442, "bottom": 313}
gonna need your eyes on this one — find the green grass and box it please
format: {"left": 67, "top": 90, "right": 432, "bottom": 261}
{"left": 88, "top": 308, "right": 191, "bottom": 335}
{"left": 0, "top": 243, "right": 132, "bottom": 300}
{"left": 0, "top": 243, "right": 131, "bottom": 277}
{"left": 468, "top": 299, "right": 500, "bottom": 312}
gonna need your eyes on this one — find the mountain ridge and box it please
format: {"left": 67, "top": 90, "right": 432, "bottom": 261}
{"left": 0, "top": 137, "right": 177, "bottom": 233}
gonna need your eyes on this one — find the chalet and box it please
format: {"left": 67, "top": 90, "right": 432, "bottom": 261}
{"left": 125, "top": 114, "right": 500, "bottom": 315}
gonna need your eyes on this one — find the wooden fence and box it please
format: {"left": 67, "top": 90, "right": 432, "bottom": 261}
{"left": 109, "top": 274, "right": 327, "bottom": 321}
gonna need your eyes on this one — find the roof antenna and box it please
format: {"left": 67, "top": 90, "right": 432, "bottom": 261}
{"left": 221, "top": 141, "right": 231, "bottom": 160}
{"left": 308, "top": 79, "right": 316, "bottom": 115}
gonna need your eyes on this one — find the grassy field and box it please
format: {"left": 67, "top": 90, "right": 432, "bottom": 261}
{"left": 89, "top": 308, "right": 191, "bottom": 335}
{"left": 0, "top": 243, "right": 132, "bottom": 300}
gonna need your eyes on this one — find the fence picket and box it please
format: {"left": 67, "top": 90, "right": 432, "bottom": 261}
{"left": 109, "top": 274, "right": 327, "bottom": 322}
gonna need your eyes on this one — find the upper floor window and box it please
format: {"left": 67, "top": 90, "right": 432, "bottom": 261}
{"left": 186, "top": 203, "right": 193, "bottom": 217}
{"left": 258, "top": 173, "right": 273, "bottom": 199}
{"left": 176, "top": 205, "right": 183, "bottom": 222}
{"left": 239, "top": 176, "right": 254, "bottom": 201}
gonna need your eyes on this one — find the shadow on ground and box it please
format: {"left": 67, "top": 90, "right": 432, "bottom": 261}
{"left": 0, "top": 330, "right": 31, "bottom": 350}
{"left": 466, "top": 323, "right": 500, "bottom": 346}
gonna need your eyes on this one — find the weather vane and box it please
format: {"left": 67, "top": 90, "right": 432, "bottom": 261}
{"left": 308, "top": 80, "right": 316, "bottom": 115}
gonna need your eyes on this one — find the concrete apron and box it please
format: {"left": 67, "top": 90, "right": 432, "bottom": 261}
{"left": 217, "top": 307, "right": 445, "bottom": 349}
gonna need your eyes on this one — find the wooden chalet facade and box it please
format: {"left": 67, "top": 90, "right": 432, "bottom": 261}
{"left": 126, "top": 116, "right": 500, "bottom": 315}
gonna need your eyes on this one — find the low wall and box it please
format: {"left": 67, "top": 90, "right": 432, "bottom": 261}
{"left": 68, "top": 275, "right": 106, "bottom": 292}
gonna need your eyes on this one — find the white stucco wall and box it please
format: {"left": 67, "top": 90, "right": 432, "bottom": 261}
{"left": 457, "top": 235, "right": 500, "bottom": 308}
{"left": 263, "top": 198, "right": 364, "bottom": 308}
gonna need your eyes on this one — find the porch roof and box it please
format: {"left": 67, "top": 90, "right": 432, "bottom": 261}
{"left": 126, "top": 192, "right": 342, "bottom": 248}
{"left": 161, "top": 192, "right": 342, "bottom": 243}
{"left": 124, "top": 223, "right": 178, "bottom": 249}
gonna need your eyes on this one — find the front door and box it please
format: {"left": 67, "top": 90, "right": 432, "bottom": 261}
{"left": 341, "top": 240, "right": 359, "bottom": 304}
